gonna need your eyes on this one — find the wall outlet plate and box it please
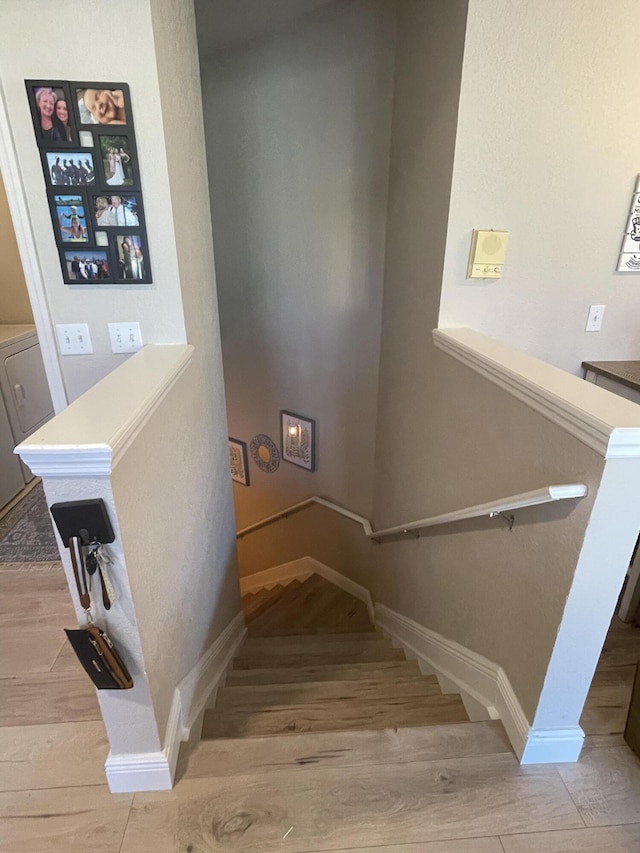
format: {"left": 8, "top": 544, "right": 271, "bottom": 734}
{"left": 55, "top": 323, "right": 93, "bottom": 355}
{"left": 108, "top": 322, "right": 143, "bottom": 353}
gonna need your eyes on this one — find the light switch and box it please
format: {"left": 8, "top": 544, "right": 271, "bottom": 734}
{"left": 467, "top": 229, "right": 509, "bottom": 279}
{"left": 586, "top": 304, "right": 605, "bottom": 332}
{"left": 108, "top": 322, "right": 143, "bottom": 353}
{"left": 56, "top": 323, "right": 93, "bottom": 355}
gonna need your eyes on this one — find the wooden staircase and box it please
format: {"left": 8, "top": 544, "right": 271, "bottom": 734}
{"left": 201, "top": 574, "right": 470, "bottom": 740}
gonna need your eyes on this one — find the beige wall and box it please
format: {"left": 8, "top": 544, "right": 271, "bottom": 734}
{"left": 0, "top": 0, "right": 187, "bottom": 401}
{"left": 0, "top": 171, "right": 32, "bottom": 324}
{"left": 200, "top": 0, "right": 396, "bottom": 544}
{"left": 438, "top": 0, "right": 640, "bottom": 374}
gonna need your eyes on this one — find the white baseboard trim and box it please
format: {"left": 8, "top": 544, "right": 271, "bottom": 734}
{"left": 239, "top": 557, "right": 375, "bottom": 624}
{"left": 375, "top": 603, "right": 583, "bottom": 764}
{"left": 239, "top": 558, "right": 314, "bottom": 595}
{"left": 105, "top": 750, "right": 174, "bottom": 793}
{"left": 176, "top": 610, "right": 247, "bottom": 734}
{"left": 105, "top": 610, "right": 246, "bottom": 793}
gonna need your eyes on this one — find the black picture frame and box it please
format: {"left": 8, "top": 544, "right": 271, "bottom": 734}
{"left": 280, "top": 410, "right": 317, "bottom": 472}
{"left": 26, "top": 79, "right": 152, "bottom": 286}
{"left": 229, "top": 438, "right": 250, "bottom": 486}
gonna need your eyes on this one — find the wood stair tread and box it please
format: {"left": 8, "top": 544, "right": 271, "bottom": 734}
{"left": 234, "top": 643, "right": 405, "bottom": 669}
{"left": 180, "top": 720, "right": 512, "bottom": 778}
{"left": 217, "top": 675, "right": 441, "bottom": 709}
{"left": 202, "top": 693, "right": 469, "bottom": 739}
{"left": 225, "top": 659, "right": 423, "bottom": 686}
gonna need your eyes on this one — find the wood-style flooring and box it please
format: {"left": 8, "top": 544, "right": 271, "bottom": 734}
{"left": 2, "top": 562, "right": 640, "bottom": 852}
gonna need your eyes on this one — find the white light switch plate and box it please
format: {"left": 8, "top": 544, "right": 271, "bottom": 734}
{"left": 108, "top": 322, "right": 143, "bottom": 353}
{"left": 56, "top": 323, "right": 93, "bottom": 355}
{"left": 586, "top": 304, "right": 605, "bottom": 332}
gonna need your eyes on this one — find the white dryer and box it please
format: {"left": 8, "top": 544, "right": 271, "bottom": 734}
{"left": 0, "top": 325, "right": 54, "bottom": 509}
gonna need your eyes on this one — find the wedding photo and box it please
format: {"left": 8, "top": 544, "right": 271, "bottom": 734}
{"left": 54, "top": 195, "right": 88, "bottom": 243}
{"left": 30, "top": 85, "right": 72, "bottom": 143}
{"left": 115, "top": 235, "right": 146, "bottom": 281}
{"left": 99, "top": 136, "right": 133, "bottom": 187}
{"left": 76, "top": 87, "right": 127, "bottom": 125}
{"left": 93, "top": 194, "right": 140, "bottom": 227}
{"left": 46, "top": 152, "right": 95, "bottom": 186}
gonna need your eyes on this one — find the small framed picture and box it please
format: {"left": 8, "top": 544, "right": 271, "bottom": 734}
{"left": 26, "top": 81, "right": 75, "bottom": 146}
{"left": 98, "top": 134, "right": 136, "bottom": 187}
{"left": 114, "top": 234, "right": 150, "bottom": 283}
{"left": 62, "top": 250, "right": 112, "bottom": 284}
{"left": 93, "top": 193, "right": 141, "bottom": 228}
{"left": 229, "top": 438, "right": 250, "bottom": 486}
{"left": 75, "top": 86, "right": 128, "bottom": 126}
{"left": 52, "top": 194, "right": 89, "bottom": 243}
{"left": 281, "top": 410, "right": 317, "bottom": 472}
{"left": 45, "top": 151, "right": 95, "bottom": 186}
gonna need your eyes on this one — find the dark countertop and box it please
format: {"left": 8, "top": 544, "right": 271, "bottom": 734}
{"left": 582, "top": 360, "right": 640, "bottom": 393}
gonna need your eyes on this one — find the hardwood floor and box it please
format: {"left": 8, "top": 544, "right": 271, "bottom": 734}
{"left": 2, "top": 563, "right": 640, "bottom": 852}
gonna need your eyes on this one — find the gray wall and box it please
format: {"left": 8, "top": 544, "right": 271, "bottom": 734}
{"left": 200, "top": 0, "right": 396, "bottom": 557}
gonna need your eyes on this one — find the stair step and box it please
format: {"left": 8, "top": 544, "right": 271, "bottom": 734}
{"left": 179, "top": 721, "right": 512, "bottom": 780}
{"left": 242, "top": 584, "right": 286, "bottom": 618}
{"left": 242, "top": 632, "right": 383, "bottom": 648}
{"left": 202, "top": 693, "right": 469, "bottom": 739}
{"left": 234, "top": 638, "right": 405, "bottom": 670}
{"left": 245, "top": 578, "right": 316, "bottom": 630}
{"left": 217, "top": 675, "right": 441, "bottom": 710}
{"left": 226, "top": 659, "right": 422, "bottom": 686}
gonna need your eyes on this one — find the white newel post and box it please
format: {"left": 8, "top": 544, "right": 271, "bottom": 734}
{"left": 15, "top": 345, "right": 194, "bottom": 793}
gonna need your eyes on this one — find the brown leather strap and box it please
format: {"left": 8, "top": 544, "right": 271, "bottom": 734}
{"left": 69, "top": 536, "right": 91, "bottom": 610}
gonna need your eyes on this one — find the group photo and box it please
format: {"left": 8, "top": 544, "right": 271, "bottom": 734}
{"left": 47, "top": 152, "right": 95, "bottom": 186}
{"left": 64, "top": 251, "right": 110, "bottom": 282}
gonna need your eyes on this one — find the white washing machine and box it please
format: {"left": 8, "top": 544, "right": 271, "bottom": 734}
{"left": 0, "top": 325, "right": 54, "bottom": 510}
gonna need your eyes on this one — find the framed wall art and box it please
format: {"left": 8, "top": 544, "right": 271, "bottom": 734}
{"left": 26, "top": 80, "right": 152, "bottom": 285}
{"left": 281, "top": 410, "right": 317, "bottom": 472}
{"left": 250, "top": 434, "right": 280, "bottom": 474}
{"left": 229, "top": 438, "right": 250, "bottom": 487}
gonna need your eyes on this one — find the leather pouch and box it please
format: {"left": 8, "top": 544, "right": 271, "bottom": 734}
{"left": 65, "top": 624, "right": 133, "bottom": 690}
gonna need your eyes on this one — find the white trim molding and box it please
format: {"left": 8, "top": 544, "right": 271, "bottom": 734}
{"left": 239, "top": 558, "right": 375, "bottom": 623}
{"left": 15, "top": 344, "right": 194, "bottom": 477}
{"left": 105, "top": 610, "right": 246, "bottom": 793}
{"left": 433, "top": 328, "right": 640, "bottom": 459}
{"left": 375, "top": 603, "right": 584, "bottom": 764}
{"left": 175, "top": 610, "right": 247, "bottom": 735}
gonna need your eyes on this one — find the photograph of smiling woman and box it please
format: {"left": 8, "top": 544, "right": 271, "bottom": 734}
{"left": 33, "top": 86, "right": 71, "bottom": 141}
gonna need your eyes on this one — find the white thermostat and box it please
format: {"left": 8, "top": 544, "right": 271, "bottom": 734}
{"left": 467, "top": 229, "right": 509, "bottom": 279}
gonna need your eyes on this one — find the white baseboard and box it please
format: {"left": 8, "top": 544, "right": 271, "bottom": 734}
{"left": 375, "top": 604, "right": 584, "bottom": 764}
{"left": 239, "top": 558, "right": 314, "bottom": 595}
{"left": 105, "top": 610, "right": 246, "bottom": 793}
{"left": 239, "top": 557, "right": 375, "bottom": 624}
{"left": 105, "top": 751, "right": 174, "bottom": 793}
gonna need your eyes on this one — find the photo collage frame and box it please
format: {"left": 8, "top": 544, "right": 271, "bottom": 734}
{"left": 26, "top": 80, "right": 151, "bottom": 285}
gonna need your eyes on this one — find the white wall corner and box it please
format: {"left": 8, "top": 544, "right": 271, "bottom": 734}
{"left": 375, "top": 603, "right": 535, "bottom": 761}
{"left": 176, "top": 610, "right": 247, "bottom": 735}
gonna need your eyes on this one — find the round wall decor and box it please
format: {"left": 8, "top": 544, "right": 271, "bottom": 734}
{"left": 250, "top": 433, "right": 280, "bottom": 474}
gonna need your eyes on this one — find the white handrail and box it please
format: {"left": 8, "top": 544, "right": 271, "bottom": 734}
{"left": 236, "top": 484, "right": 587, "bottom": 541}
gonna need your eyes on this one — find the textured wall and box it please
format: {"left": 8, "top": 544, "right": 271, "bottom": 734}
{"left": 0, "top": 172, "right": 32, "bottom": 324}
{"left": 0, "top": 0, "right": 187, "bottom": 401}
{"left": 438, "top": 0, "right": 640, "bottom": 374}
{"left": 200, "top": 0, "right": 396, "bottom": 541}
